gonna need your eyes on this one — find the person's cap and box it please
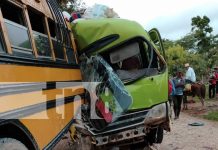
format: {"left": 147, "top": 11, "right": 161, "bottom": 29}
{"left": 185, "top": 63, "right": 189, "bottom": 67}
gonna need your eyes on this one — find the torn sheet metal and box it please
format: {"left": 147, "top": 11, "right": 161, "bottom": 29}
{"left": 80, "top": 55, "right": 132, "bottom": 130}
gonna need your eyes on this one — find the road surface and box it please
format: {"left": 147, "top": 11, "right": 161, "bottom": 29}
{"left": 54, "top": 112, "right": 218, "bottom": 150}
{"left": 159, "top": 112, "right": 218, "bottom": 150}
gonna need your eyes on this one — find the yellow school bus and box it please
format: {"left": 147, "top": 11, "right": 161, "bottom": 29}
{"left": 0, "top": 0, "right": 83, "bottom": 149}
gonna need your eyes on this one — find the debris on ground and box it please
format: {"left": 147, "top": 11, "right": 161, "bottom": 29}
{"left": 188, "top": 122, "right": 204, "bottom": 126}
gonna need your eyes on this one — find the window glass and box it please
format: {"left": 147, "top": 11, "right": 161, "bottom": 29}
{"left": 65, "top": 34, "right": 76, "bottom": 64}
{"left": 0, "top": 33, "right": 5, "bottom": 52}
{"left": 28, "top": 9, "right": 51, "bottom": 57}
{"left": 66, "top": 47, "right": 76, "bottom": 64}
{"left": 48, "top": 19, "right": 65, "bottom": 60}
{"left": 33, "top": 32, "right": 51, "bottom": 57}
{"left": 5, "top": 20, "right": 32, "bottom": 50}
{"left": 150, "top": 47, "right": 165, "bottom": 72}
{"left": 1, "top": 1, "right": 32, "bottom": 51}
{"left": 48, "top": 18, "right": 76, "bottom": 63}
{"left": 52, "top": 38, "right": 65, "bottom": 59}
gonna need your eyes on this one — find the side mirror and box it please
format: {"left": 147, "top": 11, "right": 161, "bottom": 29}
{"left": 149, "top": 28, "right": 165, "bottom": 59}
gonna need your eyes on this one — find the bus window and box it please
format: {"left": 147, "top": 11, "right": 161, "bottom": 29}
{"left": 28, "top": 8, "right": 52, "bottom": 58}
{"left": 1, "top": 1, "right": 32, "bottom": 53}
{"left": 65, "top": 33, "right": 76, "bottom": 64}
{"left": 49, "top": 19, "right": 76, "bottom": 63}
{"left": 48, "top": 19, "right": 65, "bottom": 60}
{"left": 0, "top": 32, "right": 5, "bottom": 53}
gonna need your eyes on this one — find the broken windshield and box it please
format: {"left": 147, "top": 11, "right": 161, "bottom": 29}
{"left": 100, "top": 38, "right": 165, "bottom": 83}
{"left": 80, "top": 55, "right": 133, "bottom": 130}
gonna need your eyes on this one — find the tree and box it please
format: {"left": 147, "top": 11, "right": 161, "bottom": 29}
{"left": 191, "top": 15, "right": 213, "bottom": 53}
{"left": 207, "top": 34, "right": 218, "bottom": 67}
{"left": 57, "top": 0, "right": 86, "bottom": 13}
{"left": 176, "top": 33, "right": 197, "bottom": 51}
{"left": 166, "top": 44, "right": 207, "bottom": 79}
{"left": 165, "top": 44, "right": 187, "bottom": 75}
{"left": 162, "top": 38, "right": 175, "bottom": 50}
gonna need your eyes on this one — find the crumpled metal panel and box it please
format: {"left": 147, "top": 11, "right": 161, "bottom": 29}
{"left": 80, "top": 55, "right": 132, "bottom": 125}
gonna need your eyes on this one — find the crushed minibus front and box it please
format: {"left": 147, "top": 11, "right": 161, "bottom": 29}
{"left": 71, "top": 18, "right": 171, "bottom": 149}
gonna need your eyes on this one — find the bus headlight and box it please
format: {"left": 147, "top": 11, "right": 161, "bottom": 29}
{"left": 144, "top": 103, "right": 167, "bottom": 123}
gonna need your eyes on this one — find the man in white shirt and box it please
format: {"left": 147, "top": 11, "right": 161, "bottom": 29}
{"left": 185, "top": 63, "right": 196, "bottom": 83}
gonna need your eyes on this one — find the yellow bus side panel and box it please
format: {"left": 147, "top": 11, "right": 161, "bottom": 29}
{"left": 21, "top": 100, "right": 83, "bottom": 149}
{"left": 0, "top": 64, "right": 81, "bottom": 82}
{"left": 0, "top": 86, "right": 84, "bottom": 113}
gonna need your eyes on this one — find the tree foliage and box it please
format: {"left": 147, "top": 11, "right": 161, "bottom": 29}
{"left": 165, "top": 44, "right": 208, "bottom": 79}
{"left": 165, "top": 15, "right": 218, "bottom": 80}
{"left": 57, "top": 0, "right": 85, "bottom": 13}
{"left": 166, "top": 45, "right": 187, "bottom": 75}
{"left": 191, "top": 15, "right": 213, "bottom": 53}
{"left": 176, "top": 33, "right": 197, "bottom": 51}
{"left": 162, "top": 38, "right": 175, "bottom": 50}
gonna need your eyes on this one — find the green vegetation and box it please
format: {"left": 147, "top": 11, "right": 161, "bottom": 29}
{"left": 204, "top": 111, "right": 218, "bottom": 121}
{"left": 57, "top": 0, "right": 85, "bottom": 13}
{"left": 164, "top": 15, "right": 218, "bottom": 78}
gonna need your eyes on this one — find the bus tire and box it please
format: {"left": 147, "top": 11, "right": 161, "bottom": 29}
{"left": 147, "top": 127, "right": 163, "bottom": 144}
{"left": 0, "top": 138, "right": 28, "bottom": 150}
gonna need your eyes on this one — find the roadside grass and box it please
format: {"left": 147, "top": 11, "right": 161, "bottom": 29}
{"left": 203, "top": 111, "right": 218, "bottom": 121}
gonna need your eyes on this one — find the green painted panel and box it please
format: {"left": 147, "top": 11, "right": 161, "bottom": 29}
{"left": 126, "top": 71, "right": 168, "bottom": 110}
{"left": 72, "top": 18, "right": 151, "bottom": 53}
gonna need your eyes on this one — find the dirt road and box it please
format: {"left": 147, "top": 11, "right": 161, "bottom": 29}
{"left": 159, "top": 112, "right": 218, "bottom": 150}
{"left": 54, "top": 101, "right": 218, "bottom": 150}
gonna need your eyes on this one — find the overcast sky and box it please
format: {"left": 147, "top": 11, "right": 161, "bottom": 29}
{"left": 83, "top": 0, "right": 218, "bottom": 40}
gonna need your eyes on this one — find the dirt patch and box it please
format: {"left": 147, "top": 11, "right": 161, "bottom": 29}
{"left": 157, "top": 96, "right": 218, "bottom": 150}
{"left": 158, "top": 112, "right": 218, "bottom": 150}
{"left": 183, "top": 97, "right": 218, "bottom": 118}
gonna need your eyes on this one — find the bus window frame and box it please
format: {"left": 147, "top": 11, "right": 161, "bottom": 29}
{"left": 0, "top": 0, "right": 38, "bottom": 56}
{"left": 44, "top": 16, "right": 56, "bottom": 61}
{"left": 47, "top": 0, "right": 78, "bottom": 64}
{"left": 47, "top": 19, "right": 67, "bottom": 62}
{"left": 4, "top": 18, "right": 33, "bottom": 52}
{"left": 23, "top": 5, "right": 38, "bottom": 57}
{"left": 0, "top": 0, "right": 77, "bottom": 65}
{"left": 0, "top": 7, "right": 12, "bottom": 54}
{"left": 27, "top": 6, "right": 54, "bottom": 60}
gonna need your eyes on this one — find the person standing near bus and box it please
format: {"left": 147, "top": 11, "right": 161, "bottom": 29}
{"left": 209, "top": 70, "right": 216, "bottom": 99}
{"left": 214, "top": 67, "right": 218, "bottom": 96}
{"left": 172, "top": 70, "right": 185, "bottom": 120}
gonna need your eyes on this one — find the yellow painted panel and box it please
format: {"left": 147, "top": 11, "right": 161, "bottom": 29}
{"left": 0, "top": 64, "right": 81, "bottom": 82}
{"left": 0, "top": 86, "right": 84, "bottom": 113}
{"left": 21, "top": 100, "right": 83, "bottom": 149}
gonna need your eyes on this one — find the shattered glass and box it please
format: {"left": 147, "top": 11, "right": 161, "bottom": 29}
{"left": 80, "top": 55, "right": 133, "bottom": 126}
